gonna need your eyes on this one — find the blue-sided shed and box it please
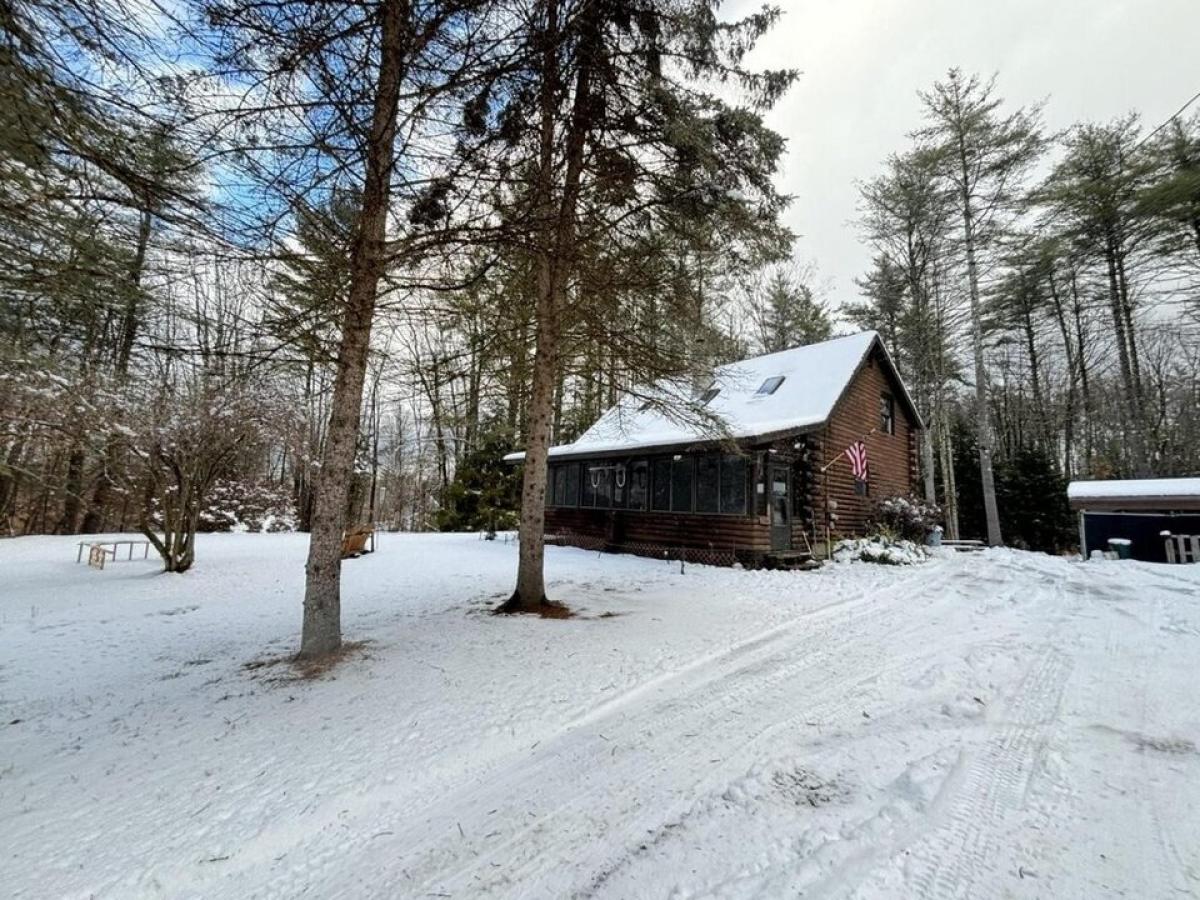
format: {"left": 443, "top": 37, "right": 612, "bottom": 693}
{"left": 1068, "top": 478, "right": 1200, "bottom": 563}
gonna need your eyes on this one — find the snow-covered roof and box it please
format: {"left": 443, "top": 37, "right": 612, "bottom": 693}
{"left": 1068, "top": 477, "right": 1200, "bottom": 510}
{"left": 506, "top": 331, "right": 915, "bottom": 461}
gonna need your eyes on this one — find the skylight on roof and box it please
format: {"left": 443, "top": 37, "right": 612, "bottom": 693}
{"left": 756, "top": 376, "right": 785, "bottom": 395}
{"left": 699, "top": 387, "right": 720, "bottom": 405}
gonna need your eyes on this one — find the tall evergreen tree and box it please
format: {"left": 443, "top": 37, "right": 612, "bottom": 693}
{"left": 200, "top": 0, "right": 493, "bottom": 656}
{"left": 749, "top": 266, "right": 832, "bottom": 353}
{"left": 1140, "top": 112, "right": 1200, "bottom": 316}
{"left": 1037, "top": 116, "right": 1162, "bottom": 475}
{"left": 917, "top": 69, "right": 1045, "bottom": 546}
{"left": 854, "top": 148, "right": 958, "bottom": 514}
{"left": 484, "top": 0, "right": 796, "bottom": 611}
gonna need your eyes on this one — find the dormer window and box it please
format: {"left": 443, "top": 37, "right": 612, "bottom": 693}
{"left": 756, "top": 376, "right": 785, "bottom": 396}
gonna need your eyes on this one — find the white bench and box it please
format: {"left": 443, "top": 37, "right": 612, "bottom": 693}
{"left": 76, "top": 540, "right": 152, "bottom": 569}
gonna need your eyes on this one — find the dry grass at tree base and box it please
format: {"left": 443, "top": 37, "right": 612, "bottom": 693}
{"left": 243, "top": 640, "right": 373, "bottom": 681}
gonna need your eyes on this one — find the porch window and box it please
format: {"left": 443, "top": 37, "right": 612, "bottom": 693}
{"left": 720, "top": 454, "right": 748, "bottom": 514}
{"left": 628, "top": 460, "right": 648, "bottom": 510}
{"left": 670, "top": 457, "right": 694, "bottom": 512}
{"left": 564, "top": 462, "right": 580, "bottom": 507}
{"left": 581, "top": 465, "right": 597, "bottom": 507}
{"left": 696, "top": 455, "right": 720, "bottom": 513}
{"left": 612, "top": 463, "right": 627, "bottom": 509}
{"left": 591, "top": 464, "right": 613, "bottom": 508}
{"left": 552, "top": 465, "right": 567, "bottom": 506}
{"left": 651, "top": 458, "right": 672, "bottom": 511}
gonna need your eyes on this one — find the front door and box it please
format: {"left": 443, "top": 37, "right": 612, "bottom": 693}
{"left": 770, "top": 464, "right": 791, "bottom": 551}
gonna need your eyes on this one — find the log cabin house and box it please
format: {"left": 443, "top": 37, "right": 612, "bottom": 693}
{"left": 506, "top": 331, "right": 923, "bottom": 566}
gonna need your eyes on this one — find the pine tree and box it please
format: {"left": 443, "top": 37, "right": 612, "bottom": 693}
{"left": 1139, "top": 112, "right": 1200, "bottom": 315}
{"left": 917, "top": 70, "right": 1045, "bottom": 546}
{"left": 481, "top": 0, "right": 796, "bottom": 611}
{"left": 435, "top": 426, "right": 520, "bottom": 532}
{"left": 1036, "top": 116, "right": 1162, "bottom": 474}
{"left": 200, "top": 0, "right": 492, "bottom": 657}
{"left": 750, "top": 267, "right": 832, "bottom": 353}
{"left": 853, "top": 147, "right": 958, "bottom": 513}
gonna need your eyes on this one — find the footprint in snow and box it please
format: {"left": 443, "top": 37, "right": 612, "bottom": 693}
{"left": 152, "top": 605, "right": 200, "bottom": 617}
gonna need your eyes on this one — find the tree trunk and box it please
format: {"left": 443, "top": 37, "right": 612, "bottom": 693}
{"left": 0, "top": 432, "right": 27, "bottom": 532}
{"left": 55, "top": 443, "right": 85, "bottom": 534}
{"left": 1114, "top": 248, "right": 1142, "bottom": 400}
{"left": 1047, "top": 269, "right": 1078, "bottom": 478}
{"left": 509, "top": 294, "right": 559, "bottom": 608}
{"left": 1019, "top": 296, "right": 1050, "bottom": 451}
{"left": 81, "top": 204, "right": 153, "bottom": 534}
{"left": 1068, "top": 272, "right": 1094, "bottom": 470}
{"left": 939, "top": 414, "right": 960, "bottom": 540}
{"left": 1102, "top": 238, "right": 1148, "bottom": 474}
{"left": 506, "top": 0, "right": 593, "bottom": 611}
{"left": 300, "top": 0, "right": 408, "bottom": 658}
{"left": 959, "top": 190, "right": 1003, "bottom": 546}
{"left": 921, "top": 421, "right": 937, "bottom": 504}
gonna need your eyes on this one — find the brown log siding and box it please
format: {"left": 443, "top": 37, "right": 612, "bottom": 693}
{"left": 545, "top": 507, "right": 769, "bottom": 555}
{"left": 813, "top": 347, "right": 920, "bottom": 541}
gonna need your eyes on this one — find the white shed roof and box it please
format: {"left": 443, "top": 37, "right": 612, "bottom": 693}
{"left": 506, "top": 331, "right": 912, "bottom": 461}
{"left": 1068, "top": 477, "right": 1200, "bottom": 504}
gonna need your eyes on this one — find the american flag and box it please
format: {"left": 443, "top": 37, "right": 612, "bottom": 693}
{"left": 844, "top": 440, "right": 869, "bottom": 483}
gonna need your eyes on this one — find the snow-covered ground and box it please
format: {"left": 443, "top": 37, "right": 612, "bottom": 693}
{"left": 2, "top": 534, "right": 1199, "bottom": 899}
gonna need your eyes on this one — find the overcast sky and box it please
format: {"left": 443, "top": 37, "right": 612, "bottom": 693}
{"left": 730, "top": 0, "right": 1200, "bottom": 314}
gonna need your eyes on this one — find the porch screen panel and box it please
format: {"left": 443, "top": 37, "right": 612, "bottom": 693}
{"left": 720, "top": 455, "right": 747, "bottom": 514}
{"left": 581, "top": 465, "right": 597, "bottom": 507}
{"left": 564, "top": 463, "right": 580, "bottom": 507}
{"left": 628, "top": 460, "right": 648, "bottom": 510}
{"left": 695, "top": 455, "right": 719, "bottom": 513}
{"left": 593, "top": 465, "right": 612, "bottom": 508}
{"left": 552, "top": 466, "right": 567, "bottom": 506}
{"left": 612, "top": 463, "right": 627, "bottom": 509}
{"left": 651, "top": 459, "right": 671, "bottom": 511}
{"left": 671, "top": 457, "right": 694, "bottom": 512}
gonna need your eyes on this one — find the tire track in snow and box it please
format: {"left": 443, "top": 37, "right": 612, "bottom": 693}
{"left": 1128, "top": 589, "right": 1196, "bottom": 896}
{"left": 209, "top": 564, "right": 967, "bottom": 900}
{"left": 387, "top": 567, "right": 968, "bottom": 899}
{"left": 902, "top": 644, "right": 1073, "bottom": 899}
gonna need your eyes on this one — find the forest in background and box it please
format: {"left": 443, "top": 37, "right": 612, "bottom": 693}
{"left": 2, "top": 0, "right": 1199, "bottom": 572}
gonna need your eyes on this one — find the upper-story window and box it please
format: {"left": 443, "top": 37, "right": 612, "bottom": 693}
{"left": 880, "top": 393, "right": 895, "bottom": 435}
{"left": 756, "top": 375, "right": 785, "bottom": 396}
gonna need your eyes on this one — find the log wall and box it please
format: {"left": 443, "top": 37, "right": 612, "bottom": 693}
{"left": 813, "top": 345, "right": 920, "bottom": 542}
{"left": 545, "top": 507, "right": 770, "bottom": 564}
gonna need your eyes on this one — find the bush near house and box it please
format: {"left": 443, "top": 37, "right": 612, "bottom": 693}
{"left": 870, "top": 495, "right": 942, "bottom": 543}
